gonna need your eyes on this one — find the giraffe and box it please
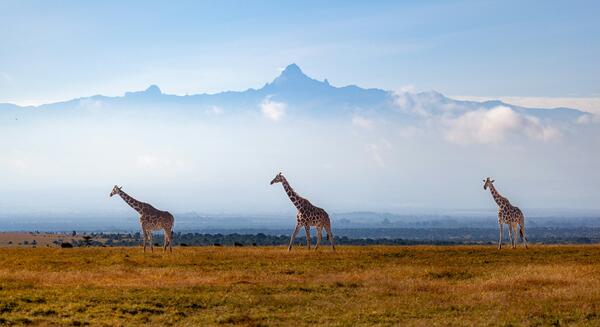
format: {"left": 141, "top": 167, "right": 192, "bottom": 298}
{"left": 109, "top": 185, "right": 174, "bottom": 253}
{"left": 483, "top": 177, "right": 528, "bottom": 249}
{"left": 270, "top": 172, "right": 335, "bottom": 251}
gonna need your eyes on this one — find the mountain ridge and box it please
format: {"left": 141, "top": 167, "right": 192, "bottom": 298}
{"left": 0, "top": 63, "right": 590, "bottom": 121}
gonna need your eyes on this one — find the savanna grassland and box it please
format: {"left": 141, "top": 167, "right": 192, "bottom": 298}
{"left": 1, "top": 245, "right": 600, "bottom": 326}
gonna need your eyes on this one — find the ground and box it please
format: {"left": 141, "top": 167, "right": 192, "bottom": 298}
{"left": 0, "top": 233, "right": 84, "bottom": 248}
{"left": 1, "top": 245, "right": 600, "bottom": 326}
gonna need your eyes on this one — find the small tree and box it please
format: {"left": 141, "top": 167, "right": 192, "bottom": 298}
{"left": 60, "top": 242, "right": 73, "bottom": 248}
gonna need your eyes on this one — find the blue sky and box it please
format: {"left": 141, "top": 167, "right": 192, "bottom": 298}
{"left": 1, "top": 0, "right": 599, "bottom": 105}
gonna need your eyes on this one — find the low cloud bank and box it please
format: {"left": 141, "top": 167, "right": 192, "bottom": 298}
{"left": 443, "top": 106, "right": 560, "bottom": 145}
{"left": 392, "top": 92, "right": 563, "bottom": 145}
{"left": 260, "top": 96, "right": 286, "bottom": 121}
{"left": 0, "top": 93, "right": 599, "bottom": 213}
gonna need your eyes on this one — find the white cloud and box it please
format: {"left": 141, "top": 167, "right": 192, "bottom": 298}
{"left": 392, "top": 90, "right": 467, "bottom": 117}
{"left": 9, "top": 158, "right": 29, "bottom": 173}
{"left": 205, "top": 106, "right": 224, "bottom": 115}
{"left": 522, "top": 116, "right": 561, "bottom": 141}
{"left": 576, "top": 114, "right": 600, "bottom": 125}
{"left": 352, "top": 115, "right": 375, "bottom": 129}
{"left": 368, "top": 139, "right": 392, "bottom": 167}
{"left": 452, "top": 95, "right": 600, "bottom": 115}
{"left": 7, "top": 99, "right": 55, "bottom": 107}
{"left": 1, "top": 72, "right": 12, "bottom": 83}
{"left": 260, "top": 96, "right": 286, "bottom": 121}
{"left": 0, "top": 157, "right": 31, "bottom": 173}
{"left": 78, "top": 98, "right": 103, "bottom": 111}
{"left": 397, "top": 126, "right": 424, "bottom": 139}
{"left": 391, "top": 92, "right": 570, "bottom": 145}
{"left": 392, "top": 91, "right": 428, "bottom": 117}
{"left": 396, "top": 84, "right": 417, "bottom": 93}
{"left": 443, "top": 106, "right": 560, "bottom": 145}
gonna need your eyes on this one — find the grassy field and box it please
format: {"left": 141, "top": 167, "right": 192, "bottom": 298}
{"left": 0, "top": 233, "right": 84, "bottom": 248}
{"left": 1, "top": 245, "right": 600, "bottom": 326}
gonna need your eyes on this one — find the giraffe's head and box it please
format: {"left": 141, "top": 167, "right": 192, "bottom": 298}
{"left": 483, "top": 177, "right": 495, "bottom": 190}
{"left": 109, "top": 185, "right": 122, "bottom": 197}
{"left": 270, "top": 172, "right": 284, "bottom": 185}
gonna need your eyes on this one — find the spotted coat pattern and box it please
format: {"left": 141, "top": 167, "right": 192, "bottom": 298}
{"left": 110, "top": 186, "right": 174, "bottom": 253}
{"left": 484, "top": 178, "right": 528, "bottom": 249}
{"left": 271, "top": 173, "right": 335, "bottom": 251}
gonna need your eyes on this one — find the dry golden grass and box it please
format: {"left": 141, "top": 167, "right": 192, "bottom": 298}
{"left": 1, "top": 245, "right": 600, "bottom": 326}
{"left": 0, "top": 232, "right": 82, "bottom": 248}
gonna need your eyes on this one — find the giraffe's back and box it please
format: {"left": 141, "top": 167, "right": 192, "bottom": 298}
{"left": 141, "top": 203, "right": 170, "bottom": 217}
{"left": 140, "top": 206, "right": 174, "bottom": 231}
{"left": 298, "top": 205, "right": 330, "bottom": 227}
{"left": 512, "top": 206, "right": 524, "bottom": 221}
{"left": 498, "top": 204, "right": 524, "bottom": 224}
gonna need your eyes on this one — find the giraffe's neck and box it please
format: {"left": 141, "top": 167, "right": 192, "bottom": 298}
{"left": 117, "top": 189, "right": 145, "bottom": 214}
{"left": 281, "top": 178, "right": 305, "bottom": 211}
{"left": 488, "top": 184, "right": 506, "bottom": 207}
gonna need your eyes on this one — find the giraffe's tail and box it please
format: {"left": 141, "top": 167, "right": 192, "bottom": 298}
{"left": 519, "top": 228, "right": 523, "bottom": 239}
{"left": 325, "top": 222, "right": 332, "bottom": 240}
{"left": 519, "top": 223, "right": 528, "bottom": 241}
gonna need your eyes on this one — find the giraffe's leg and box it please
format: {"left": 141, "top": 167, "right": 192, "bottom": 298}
{"left": 148, "top": 230, "right": 154, "bottom": 252}
{"left": 315, "top": 227, "right": 322, "bottom": 250}
{"left": 520, "top": 223, "right": 528, "bottom": 249}
{"left": 512, "top": 224, "right": 517, "bottom": 248}
{"left": 143, "top": 233, "right": 146, "bottom": 253}
{"left": 512, "top": 223, "right": 518, "bottom": 249}
{"left": 163, "top": 229, "right": 168, "bottom": 252}
{"left": 142, "top": 229, "right": 148, "bottom": 253}
{"left": 325, "top": 224, "right": 335, "bottom": 251}
{"left": 169, "top": 230, "right": 173, "bottom": 253}
{"left": 146, "top": 232, "right": 151, "bottom": 252}
{"left": 498, "top": 224, "right": 503, "bottom": 250}
{"left": 288, "top": 224, "right": 301, "bottom": 252}
{"left": 507, "top": 224, "right": 512, "bottom": 248}
{"left": 305, "top": 226, "right": 311, "bottom": 250}
{"left": 508, "top": 224, "right": 512, "bottom": 248}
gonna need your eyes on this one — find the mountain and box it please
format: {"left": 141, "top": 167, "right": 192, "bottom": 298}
{"left": 0, "top": 63, "right": 591, "bottom": 122}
